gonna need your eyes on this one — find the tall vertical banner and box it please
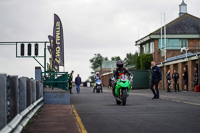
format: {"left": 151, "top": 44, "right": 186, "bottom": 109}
{"left": 53, "top": 14, "right": 64, "bottom": 67}
{"left": 48, "top": 35, "right": 59, "bottom": 72}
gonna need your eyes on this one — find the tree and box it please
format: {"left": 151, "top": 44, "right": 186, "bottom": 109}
{"left": 104, "top": 57, "right": 109, "bottom": 61}
{"left": 135, "top": 55, "right": 140, "bottom": 69}
{"left": 89, "top": 53, "right": 108, "bottom": 82}
{"left": 89, "top": 75, "right": 95, "bottom": 82}
{"left": 124, "top": 52, "right": 138, "bottom": 66}
{"left": 89, "top": 53, "right": 104, "bottom": 71}
{"left": 111, "top": 56, "right": 121, "bottom": 61}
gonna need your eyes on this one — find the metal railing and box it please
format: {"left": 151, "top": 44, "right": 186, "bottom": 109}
{"left": 41, "top": 71, "right": 68, "bottom": 90}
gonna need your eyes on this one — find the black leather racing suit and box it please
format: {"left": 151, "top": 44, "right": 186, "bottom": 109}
{"left": 112, "top": 68, "right": 133, "bottom": 95}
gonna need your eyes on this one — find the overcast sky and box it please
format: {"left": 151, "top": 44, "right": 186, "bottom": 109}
{"left": 0, "top": 0, "right": 199, "bottom": 81}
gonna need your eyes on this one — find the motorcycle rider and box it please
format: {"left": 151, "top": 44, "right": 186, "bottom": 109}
{"left": 93, "top": 72, "right": 103, "bottom": 93}
{"left": 112, "top": 60, "right": 133, "bottom": 96}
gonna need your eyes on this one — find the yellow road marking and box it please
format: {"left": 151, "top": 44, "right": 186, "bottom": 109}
{"left": 159, "top": 98, "right": 200, "bottom": 106}
{"left": 183, "top": 102, "right": 200, "bottom": 106}
{"left": 72, "top": 104, "right": 87, "bottom": 133}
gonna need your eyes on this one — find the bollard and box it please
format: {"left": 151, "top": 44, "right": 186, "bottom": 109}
{"left": 19, "top": 77, "right": 27, "bottom": 112}
{"left": 26, "top": 78, "right": 32, "bottom": 106}
{"left": 0, "top": 74, "right": 7, "bottom": 129}
{"left": 9, "top": 76, "right": 19, "bottom": 120}
{"left": 36, "top": 81, "right": 40, "bottom": 100}
{"left": 31, "top": 79, "right": 36, "bottom": 103}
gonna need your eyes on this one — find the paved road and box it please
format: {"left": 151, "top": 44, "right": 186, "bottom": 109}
{"left": 71, "top": 87, "right": 200, "bottom": 133}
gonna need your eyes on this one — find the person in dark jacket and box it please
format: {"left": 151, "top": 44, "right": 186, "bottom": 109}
{"left": 193, "top": 67, "right": 198, "bottom": 87}
{"left": 75, "top": 74, "right": 82, "bottom": 93}
{"left": 68, "top": 70, "right": 74, "bottom": 94}
{"left": 182, "top": 67, "right": 188, "bottom": 92}
{"left": 166, "top": 69, "right": 171, "bottom": 92}
{"left": 150, "top": 61, "right": 162, "bottom": 100}
{"left": 172, "top": 69, "right": 179, "bottom": 92}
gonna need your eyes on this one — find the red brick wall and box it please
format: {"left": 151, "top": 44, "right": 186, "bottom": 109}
{"left": 153, "top": 39, "right": 164, "bottom": 63}
{"left": 101, "top": 73, "right": 112, "bottom": 87}
{"left": 188, "top": 60, "right": 196, "bottom": 91}
{"left": 188, "top": 39, "right": 200, "bottom": 50}
{"left": 152, "top": 39, "right": 200, "bottom": 64}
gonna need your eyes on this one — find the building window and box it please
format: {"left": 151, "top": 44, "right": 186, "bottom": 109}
{"left": 150, "top": 42, "right": 154, "bottom": 53}
{"left": 168, "top": 39, "right": 180, "bottom": 49}
{"left": 159, "top": 39, "right": 181, "bottom": 49}
{"left": 180, "top": 39, "right": 188, "bottom": 48}
{"left": 145, "top": 43, "right": 149, "bottom": 53}
{"left": 159, "top": 39, "right": 168, "bottom": 50}
{"left": 143, "top": 45, "right": 145, "bottom": 53}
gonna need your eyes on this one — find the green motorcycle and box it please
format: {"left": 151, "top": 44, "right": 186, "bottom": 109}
{"left": 112, "top": 75, "right": 131, "bottom": 106}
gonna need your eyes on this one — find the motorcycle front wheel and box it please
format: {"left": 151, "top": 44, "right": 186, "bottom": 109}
{"left": 116, "top": 99, "right": 121, "bottom": 105}
{"left": 122, "top": 89, "right": 127, "bottom": 106}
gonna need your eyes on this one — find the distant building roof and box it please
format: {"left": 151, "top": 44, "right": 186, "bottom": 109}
{"left": 164, "top": 52, "right": 200, "bottom": 63}
{"left": 152, "top": 14, "right": 200, "bottom": 35}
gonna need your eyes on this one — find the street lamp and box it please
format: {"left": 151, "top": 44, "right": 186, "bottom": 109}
{"left": 180, "top": 47, "right": 189, "bottom": 59}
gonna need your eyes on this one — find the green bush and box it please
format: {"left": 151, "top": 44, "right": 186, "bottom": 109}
{"left": 140, "top": 54, "right": 153, "bottom": 70}
{"left": 135, "top": 54, "right": 153, "bottom": 70}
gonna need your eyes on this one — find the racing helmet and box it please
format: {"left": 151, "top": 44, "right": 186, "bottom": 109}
{"left": 96, "top": 72, "right": 100, "bottom": 76}
{"left": 116, "top": 60, "right": 124, "bottom": 68}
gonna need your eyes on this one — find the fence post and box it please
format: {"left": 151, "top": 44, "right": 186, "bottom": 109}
{"left": 19, "top": 77, "right": 27, "bottom": 112}
{"left": 0, "top": 74, "right": 7, "bottom": 129}
{"left": 9, "top": 76, "right": 19, "bottom": 120}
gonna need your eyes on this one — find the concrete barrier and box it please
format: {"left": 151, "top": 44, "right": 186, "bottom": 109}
{"left": 26, "top": 79, "right": 32, "bottom": 106}
{"left": 0, "top": 73, "right": 44, "bottom": 132}
{"left": 9, "top": 76, "right": 19, "bottom": 120}
{"left": 40, "top": 82, "right": 43, "bottom": 98}
{"left": 0, "top": 74, "right": 7, "bottom": 129}
{"left": 19, "top": 77, "right": 27, "bottom": 112}
{"left": 36, "top": 81, "right": 40, "bottom": 100}
{"left": 31, "top": 80, "right": 36, "bottom": 103}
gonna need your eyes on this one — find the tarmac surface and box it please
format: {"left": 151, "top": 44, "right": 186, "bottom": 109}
{"left": 71, "top": 87, "right": 200, "bottom": 133}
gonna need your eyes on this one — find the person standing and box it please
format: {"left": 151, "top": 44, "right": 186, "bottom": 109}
{"left": 166, "top": 69, "right": 171, "bottom": 92}
{"left": 150, "top": 61, "right": 162, "bottom": 100}
{"left": 182, "top": 67, "right": 188, "bottom": 92}
{"left": 172, "top": 69, "right": 179, "bottom": 92}
{"left": 193, "top": 67, "right": 198, "bottom": 86}
{"left": 75, "top": 74, "right": 82, "bottom": 93}
{"left": 68, "top": 70, "right": 74, "bottom": 94}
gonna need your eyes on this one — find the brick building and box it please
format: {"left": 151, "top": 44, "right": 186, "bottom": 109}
{"left": 157, "top": 52, "right": 200, "bottom": 91}
{"left": 135, "top": 1, "right": 200, "bottom": 91}
{"left": 135, "top": 1, "right": 200, "bottom": 64}
{"left": 95, "top": 61, "right": 117, "bottom": 74}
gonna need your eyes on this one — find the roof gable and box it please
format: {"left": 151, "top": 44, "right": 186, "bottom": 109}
{"left": 152, "top": 14, "right": 200, "bottom": 35}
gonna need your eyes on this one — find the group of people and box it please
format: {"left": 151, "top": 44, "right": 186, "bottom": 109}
{"left": 166, "top": 67, "right": 198, "bottom": 92}
{"left": 68, "top": 60, "right": 134, "bottom": 96}
{"left": 150, "top": 61, "right": 199, "bottom": 100}
{"left": 68, "top": 70, "right": 82, "bottom": 94}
